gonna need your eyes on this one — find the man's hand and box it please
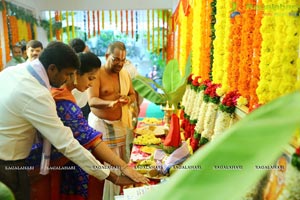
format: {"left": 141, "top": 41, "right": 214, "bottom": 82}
{"left": 121, "top": 165, "right": 149, "bottom": 184}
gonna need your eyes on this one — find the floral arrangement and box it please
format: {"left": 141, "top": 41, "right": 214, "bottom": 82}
{"left": 191, "top": 79, "right": 211, "bottom": 150}
{"left": 199, "top": 83, "right": 221, "bottom": 145}
{"left": 213, "top": 90, "right": 248, "bottom": 140}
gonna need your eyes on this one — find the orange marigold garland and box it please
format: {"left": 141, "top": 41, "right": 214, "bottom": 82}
{"left": 87, "top": 10, "right": 90, "bottom": 38}
{"left": 249, "top": 0, "right": 263, "bottom": 110}
{"left": 131, "top": 10, "right": 134, "bottom": 38}
{"left": 125, "top": 10, "right": 128, "bottom": 35}
{"left": 120, "top": 10, "right": 123, "bottom": 33}
{"left": 238, "top": 0, "right": 256, "bottom": 101}
{"left": 9, "top": 16, "right": 19, "bottom": 45}
{"left": 97, "top": 10, "right": 100, "bottom": 35}
{"left": 55, "top": 11, "right": 60, "bottom": 41}
{"left": 228, "top": 0, "right": 243, "bottom": 91}
{"left": 92, "top": 10, "right": 95, "bottom": 37}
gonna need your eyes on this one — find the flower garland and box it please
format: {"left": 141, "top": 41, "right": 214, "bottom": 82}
{"left": 228, "top": 0, "right": 243, "bottom": 91}
{"left": 193, "top": 80, "right": 212, "bottom": 144}
{"left": 199, "top": 83, "right": 221, "bottom": 145}
{"left": 125, "top": 10, "right": 129, "bottom": 35}
{"left": 17, "top": 19, "right": 28, "bottom": 42}
{"left": 200, "top": 0, "right": 213, "bottom": 80}
{"left": 278, "top": 0, "right": 299, "bottom": 96}
{"left": 190, "top": 77, "right": 204, "bottom": 124}
{"left": 211, "top": 1, "right": 227, "bottom": 87}
{"left": 157, "top": 10, "right": 160, "bottom": 54}
{"left": 131, "top": 10, "right": 134, "bottom": 38}
{"left": 49, "top": 11, "right": 53, "bottom": 40}
{"left": 152, "top": 9, "right": 155, "bottom": 51}
{"left": 2, "top": 2, "right": 10, "bottom": 62}
{"left": 101, "top": 10, "right": 105, "bottom": 30}
{"left": 120, "top": 10, "right": 123, "bottom": 33}
{"left": 249, "top": 0, "right": 263, "bottom": 111}
{"left": 66, "top": 11, "right": 70, "bottom": 41}
{"left": 178, "top": 3, "right": 188, "bottom": 75}
{"left": 109, "top": 10, "right": 112, "bottom": 25}
{"left": 135, "top": 11, "right": 138, "bottom": 41}
{"left": 9, "top": 16, "right": 18, "bottom": 45}
{"left": 238, "top": 0, "right": 256, "bottom": 101}
{"left": 147, "top": 10, "right": 150, "bottom": 50}
{"left": 114, "top": 10, "right": 118, "bottom": 29}
{"left": 210, "top": 0, "right": 217, "bottom": 79}
{"left": 87, "top": 11, "right": 90, "bottom": 38}
{"left": 212, "top": 90, "right": 247, "bottom": 140}
{"left": 166, "top": 11, "right": 174, "bottom": 61}
{"left": 256, "top": 0, "right": 276, "bottom": 104}
{"left": 97, "top": 10, "right": 100, "bottom": 35}
{"left": 277, "top": 147, "right": 300, "bottom": 200}
{"left": 162, "top": 10, "right": 165, "bottom": 59}
{"left": 191, "top": 0, "right": 202, "bottom": 76}
{"left": 92, "top": 11, "right": 95, "bottom": 37}
{"left": 59, "top": 11, "right": 63, "bottom": 41}
{"left": 221, "top": 0, "right": 233, "bottom": 91}
{"left": 55, "top": 11, "right": 60, "bottom": 41}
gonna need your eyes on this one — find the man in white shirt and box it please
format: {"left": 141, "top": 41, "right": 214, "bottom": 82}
{"left": 0, "top": 41, "right": 142, "bottom": 200}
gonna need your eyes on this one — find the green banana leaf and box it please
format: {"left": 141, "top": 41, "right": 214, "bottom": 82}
{"left": 140, "top": 92, "right": 300, "bottom": 200}
{"left": 132, "top": 75, "right": 167, "bottom": 104}
{"left": 132, "top": 54, "right": 191, "bottom": 107}
{"left": 162, "top": 60, "right": 181, "bottom": 93}
{"left": 0, "top": 182, "right": 15, "bottom": 200}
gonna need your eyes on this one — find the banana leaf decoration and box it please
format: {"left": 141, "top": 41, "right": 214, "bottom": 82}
{"left": 140, "top": 92, "right": 300, "bottom": 200}
{"left": 132, "top": 54, "right": 191, "bottom": 107}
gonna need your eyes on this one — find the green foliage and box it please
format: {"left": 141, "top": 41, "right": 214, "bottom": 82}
{"left": 6, "top": 2, "right": 37, "bottom": 24}
{"left": 141, "top": 92, "right": 300, "bottom": 200}
{"left": 132, "top": 53, "right": 191, "bottom": 107}
{"left": 0, "top": 182, "right": 15, "bottom": 200}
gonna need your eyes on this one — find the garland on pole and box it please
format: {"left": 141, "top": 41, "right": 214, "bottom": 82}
{"left": 71, "top": 11, "right": 75, "bottom": 38}
{"left": 66, "top": 11, "right": 70, "bottom": 41}
{"left": 115, "top": 10, "right": 118, "bottom": 29}
{"left": 135, "top": 11, "right": 138, "bottom": 41}
{"left": 55, "top": 11, "right": 61, "bottom": 41}
{"left": 157, "top": 10, "right": 160, "bottom": 54}
{"left": 125, "top": 10, "right": 128, "bottom": 35}
{"left": 162, "top": 10, "right": 165, "bottom": 59}
{"left": 152, "top": 9, "right": 155, "bottom": 52}
{"left": 131, "top": 10, "right": 134, "bottom": 38}
{"left": 87, "top": 10, "right": 90, "bottom": 38}
{"left": 109, "top": 10, "right": 112, "bottom": 25}
{"left": 120, "top": 10, "right": 123, "bottom": 33}
{"left": 101, "top": 10, "right": 105, "bottom": 30}
{"left": 97, "top": 10, "right": 100, "bottom": 35}
{"left": 92, "top": 10, "right": 95, "bottom": 37}
{"left": 49, "top": 11, "right": 53, "bottom": 40}
{"left": 147, "top": 10, "right": 150, "bottom": 50}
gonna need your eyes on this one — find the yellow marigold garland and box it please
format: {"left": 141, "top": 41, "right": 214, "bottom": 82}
{"left": 178, "top": 4, "right": 187, "bottom": 76}
{"left": 256, "top": 0, "right": 276, "bottom": 104}
{"left": 212, "top": 1, "right": 226, "bottom": 85}
{"left": 191, "top": 0, "right": 202, "bottom": 76}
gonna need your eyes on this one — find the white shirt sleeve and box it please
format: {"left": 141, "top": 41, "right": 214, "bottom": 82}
{"left": 22, "top": 92, "right": 110, "bottom": 180}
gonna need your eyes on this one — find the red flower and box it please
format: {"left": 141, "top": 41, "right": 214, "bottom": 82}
{"left": 296, "top": 147, "right": 300, "bottom": 155}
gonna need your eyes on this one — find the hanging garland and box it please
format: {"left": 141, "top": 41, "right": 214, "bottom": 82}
{"left": 157, "top": 10, "right": 160, "bottom": 54}
{"left": 147, "top": 10, "right": 150, "bottom": 50}
{"left": 211, "top": 1, "right": 226, "bottom": 85}
{"left": 249, "top": 0, "right": 263, "bottom": 110}
{"left": 115, "top": 10, "right": 118, "bottom": 29}
{"left": 166, "top": 11, "right": 174, "bottom": 61}
{"left": 120, "top": 10, "right": 123, "bottom": 33}
{"left": 59, "top": 11, "right": 63, "bottom": 41}
{"left": 256, "top": 0, "right": 275, "bottom": 104}
{"left": 185, "top": 6, "right": 193, "bottom": 75}
{"left": 49, "top": 11, "right": 53, "bottom": 40}
{"left": 162, "top": 10, "right": 165, "bottom": 59}
{"left": 178, "top": 2, "right": 187, "bottom": 75}
{"left": 125, "top": 10, "right": 129, "bottom": 35}
{"left": 135, "top": 11, "right": 138, "bottom": 41}
{"left": 152, "top": 9, "right": 155, "bottom": 52}
{"left": 101, "top": 10, "right": 105, "bottom": 30}
{"left": 92, "top": 10, "right": 95, "bottom": 37}
{"left": 191, "top": 0, "right": 202, "bottom": 76}
{"left": 87, "top": 10, "right": 90, "bottom": 38}
{"left": 66, "top": 11, "right": 70, "bottom": 41}
{"left": 17, "top": 18, "right": 27, "bottom": 42}
{"left": 71, "top": 11, "right": 75, "bottom": 38}
{"left": 97, "top": 10, "right": 100, "bottom": 35}
{"left": 109, "top": 10, "right": 112, "bottom": 25}
{"left": 55, "top": 11, "right": 60, "bottom": 40}
{"left": 237, "top": 0, "right": 256, "bottom": 101}
{"left": 277, "top": 0, "right": 299, "bottom": 97}
{"left": 210, "top": 0, "right": 216, "bottom": 80}
{"left": 131, "top": 10, "right": 134, "bottom": 38}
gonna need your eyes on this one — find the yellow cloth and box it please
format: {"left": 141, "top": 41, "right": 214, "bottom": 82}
{"left": 119, "top": 69, "right": 133, "bottom": 129}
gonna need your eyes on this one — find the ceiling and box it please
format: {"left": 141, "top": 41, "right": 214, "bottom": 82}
{"left": 10, "top": 0, "right": 178, "bottom": 13}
